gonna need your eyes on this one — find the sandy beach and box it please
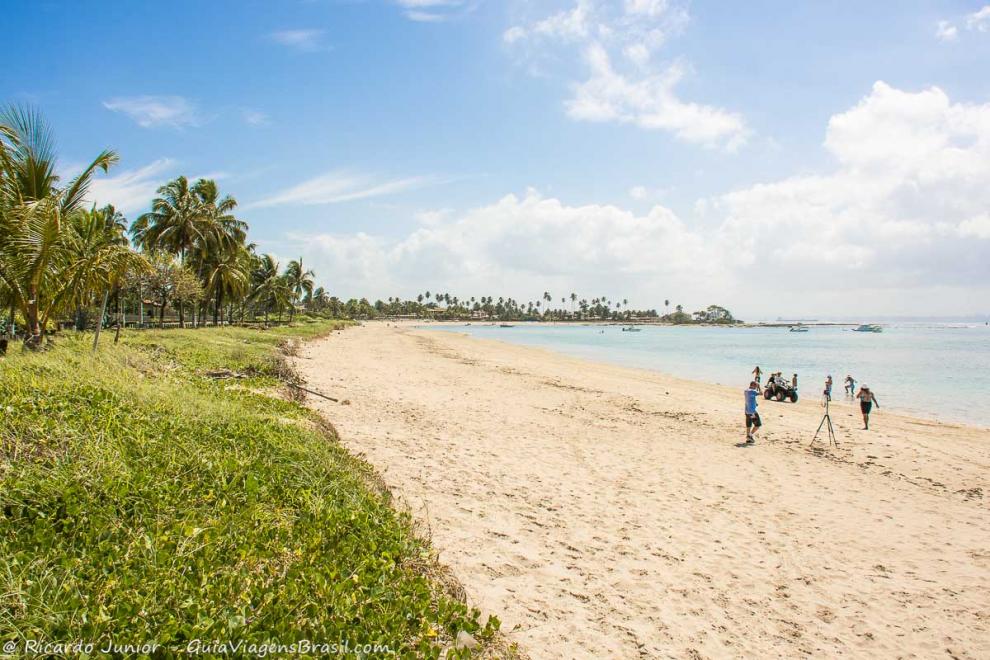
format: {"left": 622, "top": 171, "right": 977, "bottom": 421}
{"left": 296, "top": 322, "right": 990, "bottom": 658}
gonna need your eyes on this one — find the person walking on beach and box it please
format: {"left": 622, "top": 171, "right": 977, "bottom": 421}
{"left": 792, "top": 373, "right": 798, "bottom": 389}
{"left": 845, "top": 375, "right": 856, "bottom": 396}
{"left": 752, "top": 365, "right": 762, "bottom": 385}
{"left": 856, "top": 385, "right": 879, "bottom": 430}
{"left": 744, "top": 381, "right": 762, "bottom": 444}
{"left": 823, "top": 375, "right": 833, "bottom": 402}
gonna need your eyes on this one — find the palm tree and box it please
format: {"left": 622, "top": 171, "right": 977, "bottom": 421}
{"left": 206, "top": 245, "right": 249, "bottom": 326}
{"left": 284, "top": 257, "right": 315, "bottom": 321}
{"left": 192, "top": 178, "right": 244, "bottom": 247}
{"left": 131, "top": 176, "right": 203, "bottom": 261}
{"left": 250, "top": 254, "right": 291, "bottom": 324}
{"left": 131, "top": 176, "right": 208, "bottom": 327}
{"left": 308, "top": 286, "right": 329, "bottom": 313}
{"left": 192, "top": 180, "right": 247, "bottom": 325}
{"left": 665, "top": 299, "right": 670, "bottom": 317}
{"left": 64, "top": 206, "right": 148, "bottom": 349}
{"left": 0, "top": 105, "right": 129, "bottom": 347}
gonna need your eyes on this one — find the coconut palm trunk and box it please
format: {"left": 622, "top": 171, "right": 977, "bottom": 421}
{"left": 25, "top": 284, "right": 42, "bottom": 347}
{"left": 114, "top": 288, "right": 123, "bottom": 344}
{"left": 92, "top": 290, "right": 109, "bottom": 351}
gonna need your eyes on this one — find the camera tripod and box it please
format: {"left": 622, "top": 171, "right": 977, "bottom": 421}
{"left": 810, "top": 397, "right": 839, "bottom": 449}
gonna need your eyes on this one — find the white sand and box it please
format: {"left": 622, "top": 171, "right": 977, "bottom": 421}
{"left": 296, "top": 322, "right": 990, "bottom": 658}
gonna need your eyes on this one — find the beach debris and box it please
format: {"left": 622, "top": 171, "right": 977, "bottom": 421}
{"left": 286, "top": 382, "right": 341, "bottom": 403}
{"left": 205, "top": 368, "right": 248, "bottom": 379}
{"left": 454, "top": 631, "right": 478, "bottom": 650}
{"left": 956, "top": 487, "right": 983, "bottom": 501}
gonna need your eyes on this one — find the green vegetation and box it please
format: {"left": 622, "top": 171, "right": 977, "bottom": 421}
{"left": 0, "top": 106, "right": 146, "bottom": 348}
{"left": 0, "top": 320, "right": 499, "bottom": 655}
{"left": 689, "top": 304, "right": 736, "bottom": 325}
{"left": 0, "top": 106, "right": 335, "bottom": 349}
{"left": 326, "top": 291, "right": 738, "bottom": 324}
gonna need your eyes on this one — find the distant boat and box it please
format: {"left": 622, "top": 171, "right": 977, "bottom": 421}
{"left": 789, "top": 326, "right": 809, "bottom": 333}
{"left": 498, "top": 323, "right": 515, "bottom": 328}
{"left": 621, "top": 326, "right": 641, "bottom": 332}
{"left": 853, "top": 324, "right": 883, "bottom": 333}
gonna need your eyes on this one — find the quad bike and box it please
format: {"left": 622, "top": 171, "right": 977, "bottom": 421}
{"left": 763, "top": 375, "right": 799, "bottom": 403}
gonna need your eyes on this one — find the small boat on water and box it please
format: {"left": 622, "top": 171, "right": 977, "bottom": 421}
{"left": 789, "top": 326, "right": 809, "bottom": 332}
{"left": 621, "top": 326, "right": 641, "bottom": 332}
{"left": 498, "top": 323, "right": 514, "bottom": 328}
{"left": 853, "top": 324, "right": 883, "bottom": 333}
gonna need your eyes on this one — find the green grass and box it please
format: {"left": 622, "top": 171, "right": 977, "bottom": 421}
{"left": 0, "top": 321, "right": 499, "bottom": 657}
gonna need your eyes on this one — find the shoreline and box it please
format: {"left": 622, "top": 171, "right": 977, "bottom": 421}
{"left": 395, "top": 318, "right": 862, "bottom": 328}
{"left": 413, "top": 320, "right": 989, "bottom": 431}
{"left": 297, "top": 322, "right": 990, "bottom": 658}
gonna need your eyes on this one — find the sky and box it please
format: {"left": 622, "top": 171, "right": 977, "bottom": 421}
{"left": 4, "top": 0, "right": 990, "bottom": 320}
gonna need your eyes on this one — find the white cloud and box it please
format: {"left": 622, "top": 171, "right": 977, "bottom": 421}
{"left": 394, "top": 0, "right": 473, "bottom": 22}
{"left": 85, "top": 158, "right": 176, "bottom": 215}
{"left": 566, "top": 46, "right": 748, "bottom": 149}
{"left": 937, "top": 5, "right": 990, "bottom": 38}
{"left": 935, "top": 20, "right": 958, "bottom": 41}
{"left": 414, "top": 208, "right": 453, "bottom": 226}
{"left": 247, "top": 171, "right": 441, "bottom": 209}
{"left": 628, "top": 184, "right": 669, "bottom": 201}
{"left": 966, "top": 5, "right": 990, "bottom": 31}
{"left": 281, "top": 188, "right": 721, "bottom": 304}
{"left": 102, "top": 96, "right": 200, "bottom": 128}
{"left": 503, "top": 1, "right": 744, "bottom": 150}
{"left": 405, "top": 11, "right": 446, "bottom": 22}
{"left": 623, "top": 43, "right": 651, "bottom": 68}
{"left": 525, "top": 0, "right": 593, "bottom": 41}
{"left": 503, "top": 26, "right": 527, "bottom": 44}
{"left": 624, "top": 0, "right": 670, "bottom": 18}
{"left": 959, "top": 214, "right": 990, "bottom": 239}
{"left": 273, "top": 82, "right": 990, "bottom": 316}
{"left": 269, "top": 29, "right": 330, "bottom": 52}
{"left": 242, "top": 109, "right": 270, "bottom": 126}
{"left": 713, "top": 81, "right": 990, "bottom": 297}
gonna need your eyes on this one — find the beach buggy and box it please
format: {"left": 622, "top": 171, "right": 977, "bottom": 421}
{"left": 763, "top": 373, "right": 799, "bottom": 403}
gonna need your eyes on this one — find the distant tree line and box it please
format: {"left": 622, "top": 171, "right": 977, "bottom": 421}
{"left": 326, "top": 292, "right": 738, "bottom": 324}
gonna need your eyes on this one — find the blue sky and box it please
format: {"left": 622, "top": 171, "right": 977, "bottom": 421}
{"left": 4, "top": 1, "right": 990, "bottom": 318}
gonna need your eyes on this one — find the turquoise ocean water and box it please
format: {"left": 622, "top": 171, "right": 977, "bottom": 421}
{"left": 428, "top": 323, "right": 990, "bottom": 428}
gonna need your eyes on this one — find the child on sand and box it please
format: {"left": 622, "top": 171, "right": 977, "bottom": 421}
{"left": 856, "top": 385, "right": 880, "bottom": 430}
{"left": 845, "top": 375, "right": 856, "bottom": 396}
{"left": 744, "top": 381, "right": 761, "bottom": 444}
{"left": 752, "top": 366, "right": 762, "bottom": 385}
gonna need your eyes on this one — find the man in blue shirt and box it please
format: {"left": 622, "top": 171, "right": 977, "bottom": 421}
{"left": 744, "top": 381, "right": 762, "bottom": 443}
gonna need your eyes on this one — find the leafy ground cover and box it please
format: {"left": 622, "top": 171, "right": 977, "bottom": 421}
{"left": 0, "top": 320, "right": 500, "bottom": 657}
